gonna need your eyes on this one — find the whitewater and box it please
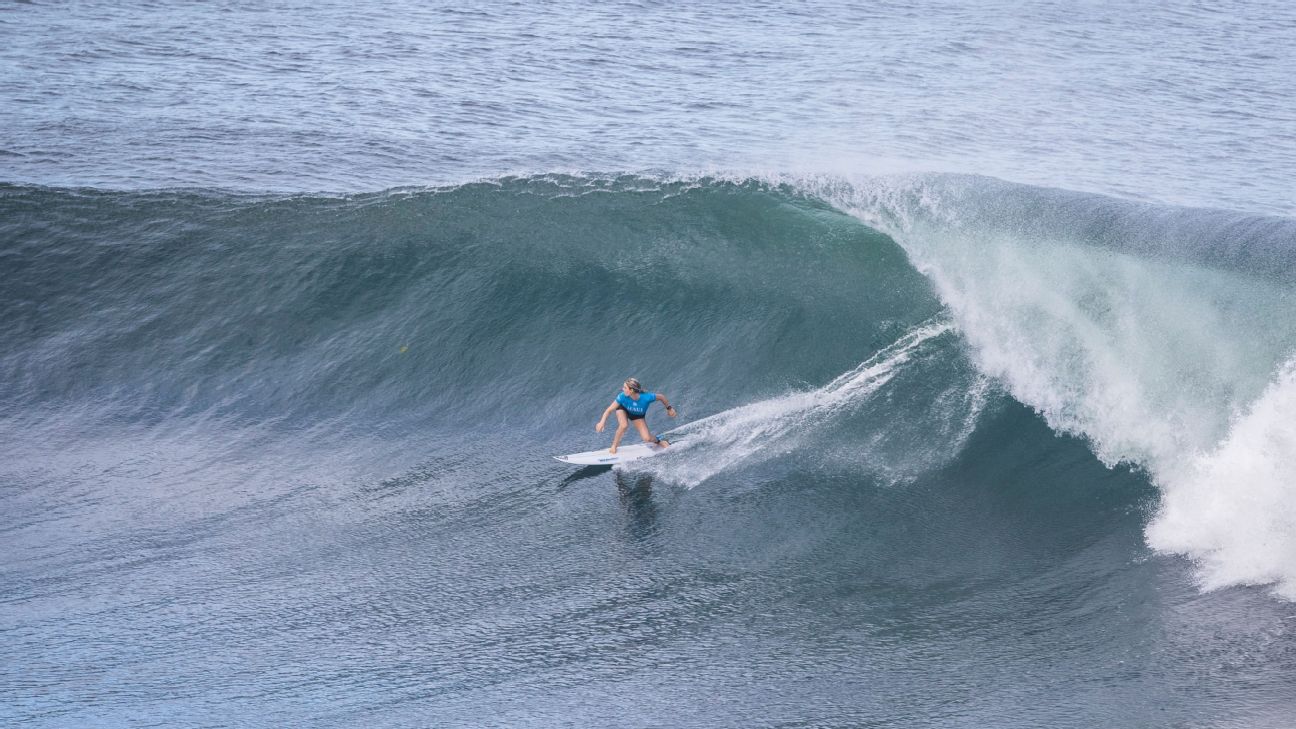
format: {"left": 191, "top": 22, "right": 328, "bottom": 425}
{"left": 3, "top": 1, "right": 1295, "bottom": 727}
{"left": 824, "top": 173, "right": 1296, "bottom": 599}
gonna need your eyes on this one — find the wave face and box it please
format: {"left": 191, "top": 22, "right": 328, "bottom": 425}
{"left": 4, "top": 175, "right": 1296, "bottom": 727}
{"left": 0, "top": 178, "right": 938, "bottom": 435}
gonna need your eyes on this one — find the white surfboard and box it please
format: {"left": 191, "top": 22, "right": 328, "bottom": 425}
{"left": 554, "top": 442, "right": 669, "bottom": 466}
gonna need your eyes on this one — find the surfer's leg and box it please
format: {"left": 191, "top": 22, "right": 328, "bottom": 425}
{"left": 633, "top": 419, "right": 665, "bottom": 446}
{"left": 611, "top": 410, "right": 629, "bottom": 453}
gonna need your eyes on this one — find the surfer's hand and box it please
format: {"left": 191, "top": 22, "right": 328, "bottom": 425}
{"left": 595, "top": 421, "right": 605, "bottom": 432}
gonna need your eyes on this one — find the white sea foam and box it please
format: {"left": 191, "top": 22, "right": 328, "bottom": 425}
{"left": 822, "top": 175, "right": 1296, "bottom": 599}
{"left": 1146, "top": 360, "right": 1296, "bottom": 599}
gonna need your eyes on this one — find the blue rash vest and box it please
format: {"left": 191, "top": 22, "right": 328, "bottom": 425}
{"left": 616, "top": 391, "right": 657, "bottom": 419}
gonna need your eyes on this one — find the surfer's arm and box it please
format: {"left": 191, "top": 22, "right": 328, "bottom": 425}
{"left": 657, "top": 395, "right": 677, "bottom": 417}
{"left": 595, "top": 400, "right": 619, "bottom": 432}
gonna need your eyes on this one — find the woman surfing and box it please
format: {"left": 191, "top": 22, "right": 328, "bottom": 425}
{"left": 595, "top": 377, "right": 677, "bottom": 454}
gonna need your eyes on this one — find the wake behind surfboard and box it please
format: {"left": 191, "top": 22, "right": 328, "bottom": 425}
{"left": 554, "top": 442, "right": 669, "bottom": 466}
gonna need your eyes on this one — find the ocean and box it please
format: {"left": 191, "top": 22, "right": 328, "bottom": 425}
{"left": 2, "top": 2, "right": 1294, "bottom": 727}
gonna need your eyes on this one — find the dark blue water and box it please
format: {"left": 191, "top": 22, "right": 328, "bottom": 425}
{"left": 3, "top": 3, "right": 1296, "bottom": 727}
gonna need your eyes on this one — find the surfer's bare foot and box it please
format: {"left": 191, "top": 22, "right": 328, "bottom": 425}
{"left": 656, "top": 439, "right": 670, "bottom": 447}
{"left": 609, "top": 447, "right": 617, "bottom": 454}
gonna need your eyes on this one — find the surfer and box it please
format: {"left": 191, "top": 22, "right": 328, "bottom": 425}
{"left": 595, "top": 377, "right": 677, "bottom": 454}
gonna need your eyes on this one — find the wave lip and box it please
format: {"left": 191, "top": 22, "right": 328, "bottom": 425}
{"left": 816, "top": 173, "right": 1296, "bottom": 599}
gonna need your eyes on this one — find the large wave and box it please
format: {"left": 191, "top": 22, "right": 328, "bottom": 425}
{"left": 3, "top": 173, "right": 1294, "bottom": 599}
